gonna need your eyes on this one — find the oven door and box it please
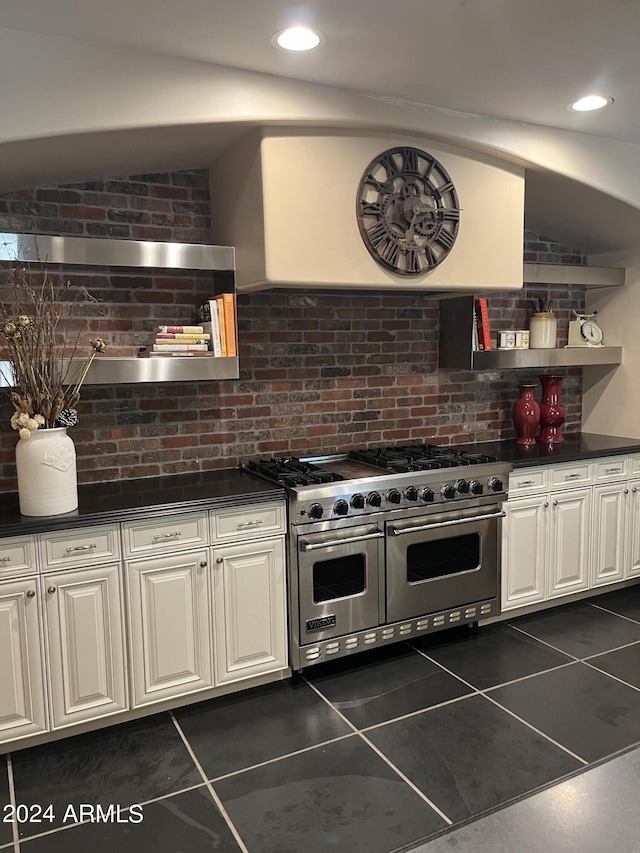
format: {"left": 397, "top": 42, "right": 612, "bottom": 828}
{"left": 297, "top": 523, "right": 384, "bottom": 643}
{"left": 385, "top": 507, "right": 504, "bottom": 624}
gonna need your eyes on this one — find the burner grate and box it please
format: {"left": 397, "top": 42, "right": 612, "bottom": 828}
{"left": 348, "top": 444, "right": 497, "bottom": 472}
{"left": 245, "top": 458, "right": 345, "bottom": 487}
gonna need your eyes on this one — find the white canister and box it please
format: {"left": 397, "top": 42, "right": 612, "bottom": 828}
{"left": 529, "top": 313, "right": 557, "bottom": 349}
{"left": 15, "top": 427, "right": 78, "bottom": 516}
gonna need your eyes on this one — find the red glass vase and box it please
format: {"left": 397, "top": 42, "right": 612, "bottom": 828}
{"left": 538, "top": 374, "right": 566, "bottom": 444}
{"left": 512, "top": 383, "right": 540, "bottom": 446}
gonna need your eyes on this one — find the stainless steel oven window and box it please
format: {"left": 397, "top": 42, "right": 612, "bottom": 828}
{"left": 406, "top": 532, "right": 480, "bottom": 582}
{"left": 313, "top": 553, "right": 367, "bottom": 602}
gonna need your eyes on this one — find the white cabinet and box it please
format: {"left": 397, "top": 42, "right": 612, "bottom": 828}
{"left": 125, "top": 549, "right": 213, "bottom": 707}
{"left": 43, "top": 564, "right": 127, "bottom": 729}
{"left": 547, "top": 487, "right": 592, "bottom": 598}
{"left": 502, "top": 454, "right": 640, "bottom": 614}
{"left": 212, "top": 536, "right": 287, "bottom": 686}
{"left": 591, "top": 483, "right": 627, "bottom": 587}
{"left": 501, "top": 496, "right": 548, "bottom": 610}
{"left": 0, "top": 576, "right": 47, "bottom": 743}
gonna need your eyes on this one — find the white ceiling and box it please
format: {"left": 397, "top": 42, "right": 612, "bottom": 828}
{"left": 1, "top": 0, "right": 638, "bottom": 145}
{"left": 2, "top": 0, "right": 640, "bottom": 255}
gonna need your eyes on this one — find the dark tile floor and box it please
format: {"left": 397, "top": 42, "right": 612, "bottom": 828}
{"left": 2, "top": 584, "right": 640, "bottom": 853}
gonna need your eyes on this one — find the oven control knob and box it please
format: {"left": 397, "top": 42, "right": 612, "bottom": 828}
{"left": 309, "top": 503, "right": 324, "bottom": 519}
{"left": 367, "top": 491, "right": 382, "bottom": 508}
{"left": 470, "top": 480, "right": 484, "bottom": 495}
{"left": 441, "top": 483, "right": 456, "bottom": 500}
{"left": 454, "top": 479, "right": 470, "bottom": 494}
{"left": 387, "top": 488, "right": 401, "bottom": 504}
{"left": 350, "top": 493, "right": 365, "bottom": 509}
{"left": 488, "top": 477, "right": 504, "bottom": 493}
{"left": 404, "top": 486, "right": 419, "bottom": 501}
{"left": 333, "top": 499, "right": 349, "bottom": 516}
{"left": 420, "top": 487, "right": 434, "bottom": 502}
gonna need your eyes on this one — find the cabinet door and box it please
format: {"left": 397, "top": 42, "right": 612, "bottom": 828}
{"left": 627, "top": 480, "right": 640, "bottom": 578}
{"left": 0, "top": 577, "right": 48, "bottom": 743}
{"left": 126, "top": 550, "right": 213, "bottom": 707}
{"left": 501, "top": 496, "right": 548, "bottom": 611}
{"left": 591, "top": 483, "right": 627, "bottom": 587}
{"left": 548, "top": 488, "right": 592, "bottom": 599}
{"left": 43, "top": 564, "right": 127, "bottom": 729}
{"left": 212, "top": 537, "right": 287, "bottom": 685}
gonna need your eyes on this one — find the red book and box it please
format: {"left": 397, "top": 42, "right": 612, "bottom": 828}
{"left": 474, "top": 298, "right": 492, "bottom": 351}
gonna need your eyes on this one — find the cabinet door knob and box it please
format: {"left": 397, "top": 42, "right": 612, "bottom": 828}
{"left": 26, "top": 589, "right": 36, "bottom": 598}
{"left": 216, "top": 558, "right": 223, "bottom": 564}
{"left": 553, "top": 500, "right": 558, "bottom": 506}
{"left": 544, "top": 502, "right": 549, "bottom": 508}
{"left": 634, "top": 488, "right": 638, "bottom": 493}
{"left": 625, "top": 489, "right": 629, "bottom": 494}
{"left": 47, "top": 585, "right": 56, "bottom": 594}
{"left": 199, "top": 561, "right": 207, "bottom": 568}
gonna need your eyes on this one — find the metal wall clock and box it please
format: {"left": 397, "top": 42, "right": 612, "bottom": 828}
{"left": 356, "top": 146, "right": 460, "bottom": 276}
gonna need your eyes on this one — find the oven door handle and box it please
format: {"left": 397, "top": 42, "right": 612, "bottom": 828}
{"left": 300, "top": 531, "right": 384, "bottom": 551}
{"left": 388, "top": 510, "right": 506, "bottom": 536}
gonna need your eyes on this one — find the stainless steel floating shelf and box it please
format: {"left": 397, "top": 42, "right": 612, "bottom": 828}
{"left": 523, "top": 263, "right": 625, "bottom": 288}
{"left": 0, "top": 232, "right": 235, "bottom": 271}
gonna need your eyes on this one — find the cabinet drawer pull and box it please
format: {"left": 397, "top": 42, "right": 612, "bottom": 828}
{"left": 47, "top": 586, "right": 56, "bottom": 594}
{"left": 518, "top": 480, "right": 535, "bottom": 487}
{"left": 236, "top": 520, "right": 263, "bottom": 529}
{"left": 0, "top": 556, "right": 11, "bottom": 563}
{"left": 605, "top": 468, "right": 622, "bottom": 475}
{"left": 65, "top": 543, "right": 97, "bottom": 554}
{"left": 152, "top": 531, "right": 183, "bottom": 541}
{"left": 564, "top": 473, "right": 582, "bottom": 480}
{"left": 26, "top": 589, "right": 36, "bottom": 598}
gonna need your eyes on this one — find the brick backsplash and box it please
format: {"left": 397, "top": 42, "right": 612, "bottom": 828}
{"left": 0, "top": 172, "right": 586, "bottom": 490}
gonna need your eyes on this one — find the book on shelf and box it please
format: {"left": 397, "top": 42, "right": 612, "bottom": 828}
{"left": 157, "top": 325, "right": 205, "bottom": 334}
{"left": 152, "top": 343, "right": 209, "bottom": 352}
{"left": 197, "top": 294, "right": 237, "bottom": 357}
{"left": 474, "top": 297, "right": 492, "bottom": 351}
{"left": 155, "top": 333, "right": 210, "bottom": 341}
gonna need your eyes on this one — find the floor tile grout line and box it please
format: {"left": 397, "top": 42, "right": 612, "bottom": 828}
{"left": 480, "top": 693, "right": 589, "bottom": 766}
{"left": 412, "top": 649, "right": 589, "bottom": 766}
{"left": 408, "top": 640, "right": 577, "bottom": 693}
{"left": 5, "top": 782, "right": 211, "bottom": 845}
{"left": 207, "top": 733, "right": 357, "bottom": 783}
{"left": 303, "top": 677, "right": 454, "bottom": 827}
{"left": 589, "top": 602, "right": 640, "bottom": 626}
{"left": 506, "top": 624, "right": 583, "bottom": 659}
{"left": 583, "top": 638, "right": 640, "bottom": 660}
{"left": 170, "top": 712, "right": 249, "bottom": 853}
{"left": 5, "top": 754, "right": 19, "bottom": 853}
{"left": 359, "top": 693, "right": 475, "bottom": 735}
{"left": 581, "top": 659, "right": 640, "bottom": 693}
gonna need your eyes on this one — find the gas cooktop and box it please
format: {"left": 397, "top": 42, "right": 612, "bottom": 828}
{"left": 245, "top": 444, "right": 500, "bottom": 487}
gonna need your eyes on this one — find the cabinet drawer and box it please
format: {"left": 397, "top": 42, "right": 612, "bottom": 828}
{"left": 595, "top": 456, "right": 629, "bottom": 483}
{"left": 629, "top": 454, "right": 640, "bottom": 476}
{"left": 122, "top": 512, "right": 208, "bottom": 558}
{"left": 39, "top": 525, "right": 120, "bottom": 571}
{"left": 509, "top": 468, "right": 549, "bottom": 495}
{"left": 550, "top": 462, "right": 593, "bottom": 489}
{"left": 0, "top": 535, "right": 37, "bottom": 578}
{"left": 211, "top": 502, "right": 286, "bottom": 543}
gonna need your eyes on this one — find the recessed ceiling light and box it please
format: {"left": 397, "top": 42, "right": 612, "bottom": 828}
{"left": 570, "top": 95, "right": 614, "bottom": 112}
{"left": 273, "top": 26, "right": 323, "bottom": 52}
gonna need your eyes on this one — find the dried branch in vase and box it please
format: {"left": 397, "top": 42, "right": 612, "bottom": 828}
{"left": 0, "top": 252, "right": 107, "bottom": 440}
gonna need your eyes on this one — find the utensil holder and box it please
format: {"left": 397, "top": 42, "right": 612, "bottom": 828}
{"left": 529, "top": 313, "right": 557, "bottom": 349}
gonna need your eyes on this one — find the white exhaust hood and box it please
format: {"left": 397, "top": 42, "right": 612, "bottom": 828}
{"left": 210, "top": 129, "right": 525, "bottom": 293}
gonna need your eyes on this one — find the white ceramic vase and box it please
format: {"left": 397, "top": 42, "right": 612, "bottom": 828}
{"left": 15, "top": 427, "right": 78, "bottom": 516}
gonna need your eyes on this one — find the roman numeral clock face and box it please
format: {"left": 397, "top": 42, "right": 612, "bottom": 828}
{"left": 356, "top": 146, "right": 460, "bottom": 276}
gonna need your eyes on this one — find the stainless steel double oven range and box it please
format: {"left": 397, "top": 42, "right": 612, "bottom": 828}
{"left": 245, "top": 445, "right": 512, "bottom": 670}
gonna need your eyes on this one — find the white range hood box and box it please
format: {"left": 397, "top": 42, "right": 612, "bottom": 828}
{"left": 210, "top": 130, "right": 525, "bottom": 293}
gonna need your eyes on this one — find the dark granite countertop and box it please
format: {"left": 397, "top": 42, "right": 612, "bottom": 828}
{"left": 458, "top": 432, "right": 640, "bottom": 468}
{"left": 0, "top": 468, "right": 285, "bottom": 538}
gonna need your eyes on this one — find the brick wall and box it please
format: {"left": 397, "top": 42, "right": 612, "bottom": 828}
{"left": 0, "top": 172, "right": 586, "bottom": 490}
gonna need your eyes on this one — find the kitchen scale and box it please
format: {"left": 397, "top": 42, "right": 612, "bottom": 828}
{"left": 566, "top": 311, "right": 605, "bottom": 347}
